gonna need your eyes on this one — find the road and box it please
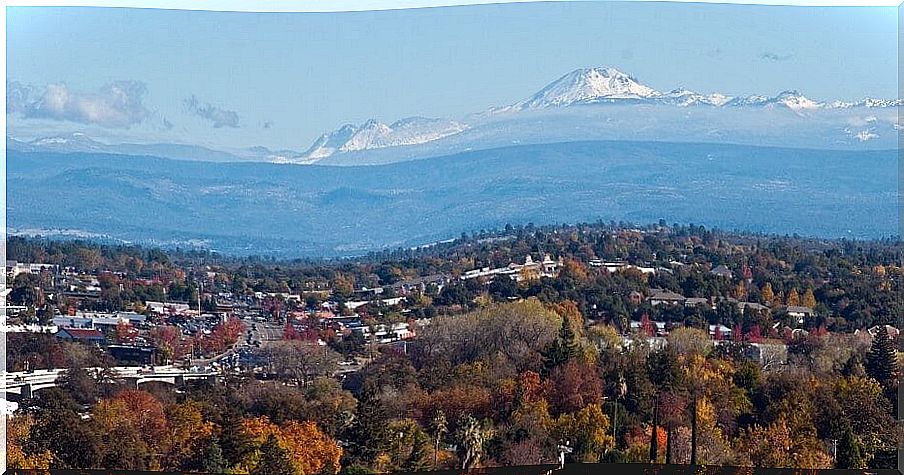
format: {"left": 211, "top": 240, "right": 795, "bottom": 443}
{"left": 254, "top": 321, "right": 283, "bottom": 348}
{"left": 185, "top": 320, "right": 283, "bottom": 369}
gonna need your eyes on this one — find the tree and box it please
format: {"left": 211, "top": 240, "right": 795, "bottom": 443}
{"left": 836, "top": 427, "right": 866, "bottom": 469}
{"left": 252, "top": 434, "right": 297, "bottom": 475}
{"left": 265, "top": 340, "right": 341, "bottom": 386}
{"left": 6, "top": 414, "right": 53, "bottom": 469}
{"left": 164, "top": 400, "right": 214, "bottom": 470}
{"left": 548, "top": 360, "right": 603, "bottom": 415}
{"left": 455, "top": 414, "right": 490, "bottom": 469}
{"left": 346, "top": 383, "right": 390, "bottom": 464}
{"left": 430, "top": 411, "right": 448, "bottom": 470}
{"left": 544, "top": 315, "right": 579, "bottom": 371}
{"left": 802, "top": 288, "right": 817, "bottom": 309}
{"left": 552, "top": 403, "right": 614, "bottom": 463}
{"left": 280, "top": 420, "right": 343, "bottom": 475}
{"left": 387, "top": 419, "right": 432, "bottom": 472}
{"left": 786, "top": 288, "right": 801, "bottom": 307}
{"left": 202, "top": 435, "right": 228, "bottom": 474}
{"left": 865, "top": 326, "right": 898, "bottom": 391}
{"left": 761, "top": 283, "right": 775, "bottom": 305}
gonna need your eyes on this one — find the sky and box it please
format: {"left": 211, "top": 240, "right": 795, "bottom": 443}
{"left": 6, "top": 1, "right": 899, "bottom": 152}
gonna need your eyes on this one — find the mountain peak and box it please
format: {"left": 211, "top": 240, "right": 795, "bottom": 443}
{"left": 515, "top": 66, "right": 660, "bottom": 110}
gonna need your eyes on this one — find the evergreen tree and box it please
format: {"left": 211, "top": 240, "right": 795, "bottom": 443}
{"left": 836, "top": 428, "right": 866, "bottom": 469}
{"left": 544, "top": 316, "right": 578, "bottom": 371}
{"left": 202, "top": 435, "right": 228, "bottom": 474}
{"left": 348, "top": 382, "right": 390, "bottom": 464}
{"left": 252, "top": 434, "right": 296, "bottom": 475}
{"left": 866, "top": 326, "right": 898, "bottom": 390}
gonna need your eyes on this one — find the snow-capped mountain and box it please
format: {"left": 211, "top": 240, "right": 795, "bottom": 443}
{"left": 512, "top": 67, "right": 660, "bottom": 109}
{"left": 27, "top": 132, "right": 110, "bottom": 152}
{"left": 503, "top": 69, "right": 900, "bottom": 112}
{"left": 12, "top": 66, "right": 901, "bottom": 167}
{"left": 299, "top": 117, "right": 468, "bottom": 161}
{"left": 658, "top": 88, "right": 732, "bottom": 107}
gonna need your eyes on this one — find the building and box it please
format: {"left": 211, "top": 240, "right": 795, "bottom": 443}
{"left": 647, "top": 289, "right": 686, "bottom": 306}
{"left": 685, "top": 297, "right": 714, "bottom": 310}
{"left": 708, "top": 324, "right": 733, "bottom": 340}
{"left": 461, "top": 254, "right": 561, "bottom": 282}
{"left": 737, "top": 301, "right": 769, "bottom": 313}
{"left": 777, "top": 305, "right": 816, "bottom": 324}
{"left": 6, "top": 261, "right": 59, "bottom": 280}
{"left": 108, "top": 345, "right": 157, "bottom": 365}
{"left": 55, "top": 328, "right": 107, "bottom": 345}
{"left": 388, "top": 274, "right": 451, "bottom": 294}
{"left": 710, "top": 265, "right": 733, "bottom": 279}
{"left": 855, "top": 325, "right": 901, "bottom": 340}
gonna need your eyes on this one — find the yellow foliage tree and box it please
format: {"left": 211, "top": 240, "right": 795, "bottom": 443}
{"left": 238, "top": 416, "right": 342, "bottom": 475}
{"left": 786, "top": 288, "right": 801, "bottom": 307}
{"left": 6, "top": 415, "right": 53, "bottom": 469}
{"left": 802, "top": 289, "right": 817, "bottom": 309}
{"left": 552, "top": 403, "right": 614, "bottom": 463}
{"left": 761, "top": 283, "right": 775, "bottom": 305}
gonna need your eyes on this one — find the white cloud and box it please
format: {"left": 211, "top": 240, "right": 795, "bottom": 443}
{"left": 8, "top": 80, "right": 150, "bottom": 128}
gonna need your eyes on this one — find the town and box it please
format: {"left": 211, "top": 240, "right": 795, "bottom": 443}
{"left": 4, "top": 222, "right": 902, "bottom": 473}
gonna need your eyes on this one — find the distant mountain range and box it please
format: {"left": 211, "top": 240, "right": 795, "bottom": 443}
{"left": 8, "top": 67, "right": 900, "bottom": 166}
{"left": 7, "top": 141, "right": 897, "bottom": 257}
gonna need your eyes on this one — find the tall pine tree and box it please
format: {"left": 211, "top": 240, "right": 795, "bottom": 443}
{"left": 202, "top": 435, "right": 227, "bottom": 474}
{"left": 866, "top": 325, "right": 898, "bottom": 391}
{"left": 347, "top": 382, "right": 390, "bottom": 464}
{"left": 544, "top": 316, "right": 579, "bottom": 371}
{"left": 836, "top": 427, "right": 866, "bottom": 469}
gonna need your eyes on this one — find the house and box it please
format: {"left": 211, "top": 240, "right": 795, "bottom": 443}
{"left": 777, "top": 305, "right": 816, "bottom": 324}
{"left": 461, "top": 254, "right": 561, "bottom": 282}
{"left": 708, "top": 324, "right": 733, "bottom": 340}
{"left": 685, "top": 297, "right": 714, "bottom": 310}
{"left": 737, "top": 301, "right": 769, "bottom": 313}
{"left": 710, "top": 265, "right": 733, "bottom": 279}
{"left": 745, "top": 342, "right": 788, "bottom": 368}
{"left": 55, "top": 328, "right": 107, "bottom": 345}
{"left": 629, "top": 320, "right": 668, "bottom": 337}
{"left": 647, "top": 289, "right": 686, "bottom": 306}
{"left": 855, "top": 325, "right": 901, "bottom": 340}
{"left": 6, "top": 261, "right": 58, "bottom": 280}
{"left": 388, "top": 274, "right": 451, "bottom": 294}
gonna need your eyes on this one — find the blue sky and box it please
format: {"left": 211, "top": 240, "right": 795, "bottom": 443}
{"left": 6, "top": 1, "right": 898, "bottom": 151}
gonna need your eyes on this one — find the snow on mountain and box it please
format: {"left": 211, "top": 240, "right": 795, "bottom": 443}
{"left": 29, "top": 132, "right": 109, "bottom": 151}
{"left": 299, "top": 117, "right": 468, "bottom": 161}
{"left": 828, "top": 98, "right": 904, "bottom": 109}
{"left": 659, "top": 88, "right": 732, "bottom": 107}
{"left": 513, "top": 67, "right": 660, "bottom": 110}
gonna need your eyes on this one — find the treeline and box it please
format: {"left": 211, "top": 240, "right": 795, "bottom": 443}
{"left": 8, "top": 299, "right": 900, "bottom": 472}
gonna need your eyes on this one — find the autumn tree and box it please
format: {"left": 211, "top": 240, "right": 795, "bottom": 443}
{"left": 786, "top": 288, "right": 801, "bottom": 307}
{"left": 6, "top": 414, "right": 53, "bottom": 469}
{"left": 761, "top": 282, "right": 775, "bottom": 305}
{"left": 552, "top": 403, "right": 614, "bottom": 463}
{"left": 252, "top": 434, "right": 297, "bottom": 475}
